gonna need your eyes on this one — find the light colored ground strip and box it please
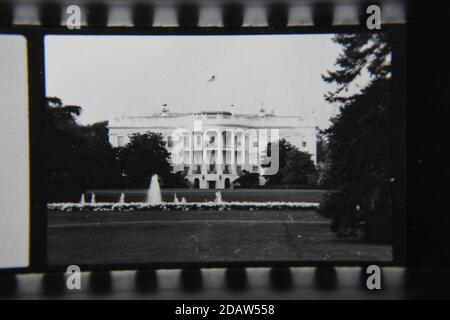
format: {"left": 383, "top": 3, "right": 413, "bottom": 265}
{"left": 49, "top": 219, "right": 330, "bottom": 229}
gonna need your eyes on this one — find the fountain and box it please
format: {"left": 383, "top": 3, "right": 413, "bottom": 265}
{"left": 215, "top": 191, "right": 223, "bottom": 203}
{"left": 80, "top": 193, "right": 86, "bottom": 205}
{"left": 146, "top": 174, "right": 162, "bottom": 203}
{"left": 49, "top": 183, "right": 321, "bottom": 212}
{"left": 48, "top": 173, "right": 322, "bottom": 213}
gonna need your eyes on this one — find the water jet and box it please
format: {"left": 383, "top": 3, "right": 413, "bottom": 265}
{"left": 146, "top": 174, "right": 162, "bottom": 203}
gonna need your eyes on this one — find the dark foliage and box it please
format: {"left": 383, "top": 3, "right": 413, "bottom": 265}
{"left": 234, "top": 170, "right": 260, "bottom": 188}
{"left": 116, "top": 132, "right": 171, "bottom": 188}
{"left": 46, "top": 98, "right": 187, "bottom": 201}
{"left": 76, "top": 121, "right": 122, "bottom": 189}
{"left": 161, "top": 171, "right": 189, "bottom": 188}
{"left": 281, "top": 148, "right": 318, "bottom": 186}
{"left": 322, "top": 33, "right": 391, "bottom": 104}
{"left": 46, "top": 97, "right": 88, "bottom": 201}
{"left": 319, "top": 33, "right": 393, "bottom": 243}
{"left": 263, "top": 139, "right": 318, "bottom": 187}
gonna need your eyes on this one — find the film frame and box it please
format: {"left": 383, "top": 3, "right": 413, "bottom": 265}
{"left": 0, "top": 1, "right": 407, "bottom": 276}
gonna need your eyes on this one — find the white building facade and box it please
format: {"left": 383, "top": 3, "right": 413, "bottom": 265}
{"left": 108, "top": 107, "right": 317, "bottom": 189}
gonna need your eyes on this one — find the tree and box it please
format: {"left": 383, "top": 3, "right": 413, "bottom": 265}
{"left": 319, "top": 33, "right": 393, "bottom": 243}
{"left": 77, "top": 121, "right": 122, "bottom": 189}
{"left": 322, "top": 33, "right": 391, "bottom": 104}
{"left": 163, "top": 171, "right": 189, "bottom": 188}
{"left": 46, "top": 97, "right": 87, "bottom": 201}
{"left": 117, "top": 132, "right": 172, "bottom": 187}
{"left": 280, "top": 149, "right": 318, "bottom": 186}
{"left": 46, "top": 97, "right": 82, "bottom": 131}
{"left": 263, "top": 139, "right": 294, "bottom": 185}
{"left": 263, "top": 139, "right": 317, "bottom": 187}
{"left": 234, "top": 170, "right": 260, "bottom": 188}
{"left": 46, "top": 97, "right": 188, "bottom": 199}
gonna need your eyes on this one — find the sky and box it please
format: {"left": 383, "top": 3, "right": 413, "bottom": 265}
{"left": 45, "top": 34, "right": 349, "bottom": 130}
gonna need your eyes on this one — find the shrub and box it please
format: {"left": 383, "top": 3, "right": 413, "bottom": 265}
{"left": 234, "top": 170, "right": 260, "bottom": 188}
{"left": 319, "top": 185, "right": 392, "bottom": 243}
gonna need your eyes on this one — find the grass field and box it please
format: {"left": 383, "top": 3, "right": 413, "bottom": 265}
{"left": 47, "top": 209, "right": 392, "bottom": 265}
{"left": 85, "top": 188, "right": 329, "bottom": 203}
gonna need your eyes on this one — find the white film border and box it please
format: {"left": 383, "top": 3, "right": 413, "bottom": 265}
{"left": 0, "top": 35, "right": 30, "bottom": 269}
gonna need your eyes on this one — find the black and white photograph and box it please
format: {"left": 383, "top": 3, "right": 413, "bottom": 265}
{"left": 44, "top": 32, "right": 397, "bottom": 266}
{"left": 6, "top": 0, "right": 450, "bottom": 303}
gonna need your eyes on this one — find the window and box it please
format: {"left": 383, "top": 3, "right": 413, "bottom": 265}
{"left": 224, "top": 165, "right": 230, "bottom": 173}
{"left": 167, "top": 136, "right": 173, "bottom": 148}
{"left": 183, "top": 135, "right": 190, "bottom": 147}
{"left": 253, "top": 166, "right": 258, "bottom": 173}
{"left": 302, "top": 141, "right": 307, "bottom": 148}
{"left": 253, "top": 141, "right": 258, "bottom": 148}
{"left": 184, "top": 166, "right": 189, "bottom": 173}
{"left": 117, "top": 136, "right": 124, "bottom": 147}
{"left": 236, "top": 165, "right": 242, "bottom": 173}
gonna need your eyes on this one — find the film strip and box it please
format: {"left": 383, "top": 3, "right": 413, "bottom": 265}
{"left": 1, "top": 267, "right": 407, "bottom": 299}
{"left": 0, "top": 0, "right": 412, "bottom": 300}
{"left": 0, "top": 1, "right": 406, "bottom": 28}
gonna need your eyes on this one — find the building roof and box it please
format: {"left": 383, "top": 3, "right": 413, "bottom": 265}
{"left": 195, "top": 111, "right": 233, "bottom": 116}
{"left": 109, "top": 110, "right": 316, "bottom": 129}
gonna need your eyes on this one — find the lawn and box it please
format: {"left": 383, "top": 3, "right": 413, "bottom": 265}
{"left": 84, "top": 188, "right": 329, "bottom": 203}
{"left": 47, "top": 209, "right": 392, "bottom": 266}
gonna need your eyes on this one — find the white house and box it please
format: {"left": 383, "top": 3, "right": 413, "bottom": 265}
{"left": 108, "top": 106, "right": 317, "bottom": 189}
